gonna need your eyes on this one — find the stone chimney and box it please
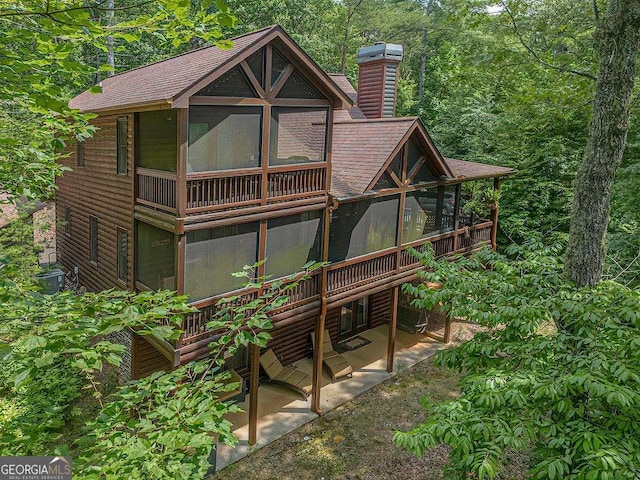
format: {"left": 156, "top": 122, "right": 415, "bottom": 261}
{"left": 356, "top": 42, "right": 404, "bottom": 118}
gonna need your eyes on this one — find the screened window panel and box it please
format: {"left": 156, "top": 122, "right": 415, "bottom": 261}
{"left": 136, "top": 222, "right": 175, "bottom": 290}
{"left": 188, "top": 106, "right": 262, "bottom": 172}
{"left": 388, "top": 152, "right": 401, "bottom": 178}
{"left": 117, "top": 229, "right": 128, "bottom": 282}
{"left": 277, "top": 70, "right": 325, "bottom": 99}
{"left": 406, "top": 139, "right": 423, "bottom": 174}
{"left": 271, "top": 48, "right": 289, "bottom": 87}
{"left": 117, "top": 118, "right": 128, "bottom": 175}
{"left": 441, "top": 185, "right": 457, "bottom": 231}
{"left": 185, "top": 223, "right": 258, "bottom": 301}
{"left": 402, "top": 189, "right": 439, "bottom": 244}
{"left": 137, "top": 111, "right": 177, "bottom": 172}
{"left": 412, "top": 161, "right": 439, "bottom": 184}
{"left": 246, "top": 49, "right": 264, "bottom": 88}
{"left": 269, "top": 107, "right": 327, "bottom": 165}
{"left": 196, "top": 66, "right": 257, "bottom": 97}
{"left": 329, "top": 196, "right": 399, "bottom": 262}
{"left": 373, "top": 171, "right": 396, "bottom": 190}
{"left": 265, "top": 210, "right": 322, "bottom": 279}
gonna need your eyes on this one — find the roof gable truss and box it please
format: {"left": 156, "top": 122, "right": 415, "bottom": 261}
{"left": 174, "top": 27, "right": 351, "bottom": 108}
{"left": 367, "top": 121, "right": 454, "bottom": 193}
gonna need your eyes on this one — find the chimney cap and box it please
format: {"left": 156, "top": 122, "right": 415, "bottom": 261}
{"left": 357, "top": 43, "right": 403, "bottom": 63}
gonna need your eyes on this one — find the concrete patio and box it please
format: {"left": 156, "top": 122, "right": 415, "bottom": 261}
{"left": 215, "top": 325, "right": 447, "bottom": 471}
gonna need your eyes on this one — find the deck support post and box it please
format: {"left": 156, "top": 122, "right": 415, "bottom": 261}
{"left": 386, "top": 286, "right": 399, "bottom": 373}
{"left": 311, "top": 316, "right": 325, "bottom": 414}
{"left": 248, "top": 343, "right": 260, "bottom": 446}
{"left": 490, "top": 178, "right": 501, "bottom": 251}
{"left": 312, "top": 200, "right": 332, "bottom": 414}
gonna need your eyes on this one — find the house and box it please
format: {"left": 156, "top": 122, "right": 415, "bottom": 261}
{"left": 58, "top": 25, "right": 514, "bottom": 445}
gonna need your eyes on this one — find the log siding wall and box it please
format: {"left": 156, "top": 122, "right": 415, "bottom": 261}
{"left": 56, "top": 114, "right": 134, "bottom": 292}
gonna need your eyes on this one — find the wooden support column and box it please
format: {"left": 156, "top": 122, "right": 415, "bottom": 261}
{"left": 311, "top": 313, "right": 326, "bottom": 413}
{"left": 452, "top": 184, "right": 461, "bottom": 252}
{"left": 490, "top": 178, "right": 501, "bottom": 251}
{"left": 176, "top": 108, "right": 188, "bottom": 218}
{"left": 386, "top": 286, "right": 399, "bottom": 373}
{"left": 312, "top": 203, "right": 331, "bottom": 414}
{"left": 249, "top": 220, "right": 268, "bottom": 444}
{"left": 248, "top": 343, "right": 260, "bottom": 446}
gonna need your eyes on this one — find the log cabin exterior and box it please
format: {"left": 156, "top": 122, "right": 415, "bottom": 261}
{"left": 58, "top": 25, "right": 513, "bottom": 444}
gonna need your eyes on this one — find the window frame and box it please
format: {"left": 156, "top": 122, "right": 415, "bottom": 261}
{"left": 89, "top": 215, "right": 98, "bottom": 264}
{"left": 116, "top": 117, "right": 128, "bottom": 175}
{"left": 187, "top": 105, "right": 263, "bottom": 173}
{"left": 77, "top": 140, "right": 85, "bottom": 167}
{"left": 117, "top": 228, "right": 128, "bottom": 284}
{"left": 64, "top": 206, "right": 71, "bottom": 236}
{"left": 268, "top": 106, "right": 329, "bottom": 166}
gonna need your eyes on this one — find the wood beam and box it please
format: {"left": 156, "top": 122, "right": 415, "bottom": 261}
{"left": 386, "top": 286, "right": 399, "bottom": 373}
{"left": 269, "top": 64, "right": 294, "bottom": 98}
{"left": 240, "top": 60, "right": 266, "bottom": 98}
{"left": 248, "top": 343, "right": 260, "bottom": 446}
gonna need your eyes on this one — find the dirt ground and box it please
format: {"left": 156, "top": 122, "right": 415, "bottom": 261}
{"left": 215, "top": 323, "right": 527, "bottom": 480}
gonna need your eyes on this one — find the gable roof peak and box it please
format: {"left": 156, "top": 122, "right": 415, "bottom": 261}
{"left": 69, "top": 24, "right": 352, "bottom": 112}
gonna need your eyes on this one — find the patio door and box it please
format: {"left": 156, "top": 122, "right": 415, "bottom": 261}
{"left": 339, "top": 297, "right": 370, "bottom": 341}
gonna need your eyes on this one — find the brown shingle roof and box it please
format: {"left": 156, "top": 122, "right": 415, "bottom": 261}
{"left": 330, "top": 118, "right": 416, "bottom": 197}
{"left": 70, "top": 28, "right": 274, "bottom": 112}
{"left": 70, "top": 26, "right": 353, "bottom": 112}
{"left": 446, "top": 158, "right": 515, "bottom": 180}
{"left": 330, "top": 120, "right": 514, "bottom": 199}
{"left": 328, "top": 74, "right": 357, "bottom": 102}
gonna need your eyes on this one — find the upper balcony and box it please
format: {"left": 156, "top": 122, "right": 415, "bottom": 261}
{"left": 135, "top": 105, "right": 330, "bottom": 216}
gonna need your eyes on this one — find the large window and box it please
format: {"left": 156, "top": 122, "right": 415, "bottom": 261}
{"left": 265, "top": 211, "right": 323, "bottom": 279}
{"left": 116, "top": 118, "right": 128, "bottom": 175}
{"left": 136, "top": 222, "right": 175, "bottom": 290}
{"left": 329, "top": 196, "right": 399, "bottom": 262}
{"left": 185, "top": 222, "right": 258, "bottom": 301}
{"left": 188, "top": 106, "right": 262, "bottom": 172}
{"left": 269, "top": 107, "right": 327, "bottom": 166}
{"left": 136, "top": 111, "right": 177, "bottom": 172}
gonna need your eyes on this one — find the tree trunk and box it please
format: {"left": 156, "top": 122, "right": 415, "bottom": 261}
{"left": 106, "top": 0, "right": 115, "bottom": 77}
{"left": 565, "top": 0, "right": 640, "bottom": 287}
{"left": 418, "top": 28, "right": 427, "bottom": 98}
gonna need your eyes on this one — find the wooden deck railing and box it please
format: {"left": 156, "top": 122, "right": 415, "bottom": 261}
{"left": 186, "top": 170, "right": 261, "bottom": 213}
{"left": 327, "top": 250, "right": 397, "bottom": 294}
{"left": 267, "top": 165, "right": 326, "bottom": 199}
{"left": 136, "top": 168, "right": 177, "bottom": 212}
{"left": 136, "top": 165, "right": 327, "bottom": 214}
{"left": 456, "top": 222, "right": 492, "bottom": 250}
{"left": 179, "top": 273, "right": 321, "bottom": 346}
